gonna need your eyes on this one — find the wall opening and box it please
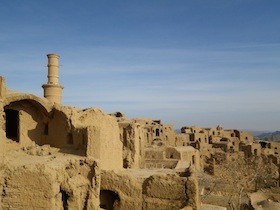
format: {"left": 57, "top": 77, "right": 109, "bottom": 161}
{"left": 156, "top": 129, "right": 160, "bottom": 137}
{"left": 192, "top": 155, "right": 195, "bottom": 165}
{"left": 100, "top": 190, "right": 120, "bottom": 210}
{"left": 60, "top": 188, "right": 69, "bottom": 210}
{"left": 5, "top": 109, "right": 19, "bottom": 142}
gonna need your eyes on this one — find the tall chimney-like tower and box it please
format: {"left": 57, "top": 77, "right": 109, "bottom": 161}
{"left": 42, "top": 54, "right": 64, "bottom": 104}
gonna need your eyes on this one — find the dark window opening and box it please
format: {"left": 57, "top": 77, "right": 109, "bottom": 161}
{"left": 245, "top": 136, "right": 248, "bottom": 140}
{"left": 100, "top": 190, "right": 120, "bottom": 210}
{"left": 67, "top": 133, "right": 73, "bottom": 144}
{"left": 254, "top": 149, "right": 258, "bottom": 155}
{"left": 192, "top": 155, "right": 195, "bottom": 165}
{"left": 212, "top": 131, "right": 215, "bottom": 135}
{"left": 156, "top": 129, "right": 160, "bottom": 137}
{"left": 115, "top": 112, "right": 123, "bottom": 118}
{"left": 5, "top": 109, "right": 19, "bottom": 142}
{"left": 60, "top": 188, "right": 69, "bottom": 210}
{"left": 170, "top": 154, "right": 174, "bottom": 159}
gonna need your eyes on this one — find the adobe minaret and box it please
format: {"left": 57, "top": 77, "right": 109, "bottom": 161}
{"left": 42, "top": 54, "right": 64, "bottom": 104}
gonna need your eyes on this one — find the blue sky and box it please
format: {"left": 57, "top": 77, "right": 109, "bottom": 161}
{"left": 1, "top": 0, "right": 280, "bottom": 131}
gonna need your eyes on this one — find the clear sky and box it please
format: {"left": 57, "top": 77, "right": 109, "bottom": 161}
{"left": 1, "top": 0, "right": 280, "bottom": 131}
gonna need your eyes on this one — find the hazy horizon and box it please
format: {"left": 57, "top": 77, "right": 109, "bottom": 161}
{"left": 1, "top": 1, "right": 280, "bottom": 131}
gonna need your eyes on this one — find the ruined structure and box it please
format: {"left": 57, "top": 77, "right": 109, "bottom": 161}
{"left": 0, "top": 54, "right": 279, "bottom": 210}
{"left": 0, "top": 54, "right": 199, "bottom": 210}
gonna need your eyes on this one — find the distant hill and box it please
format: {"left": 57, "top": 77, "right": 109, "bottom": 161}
{"left": 255, "top": 131, "right": 280, "bottom": 142}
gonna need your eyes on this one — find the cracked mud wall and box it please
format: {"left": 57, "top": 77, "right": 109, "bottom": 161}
{"left": 119, "top": 122, "right": 144, "bottom": 169}
{"left": 143, "top": 174, "right": 200, "bottom": 210}
{"left": 101, "top": 171, "right": 143, "bottom": 210}
{"left": 101, "top": 171, "right": 200, "bottom": 210}
{"left": 0, "top": 156, "right": 101, "bottom": 210}
{"left": 0, "top": 99, "right": 5, "bottom": 160}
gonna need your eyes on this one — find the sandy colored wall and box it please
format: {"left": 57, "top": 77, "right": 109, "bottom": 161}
{"left": 163, "top": 124, "right": 175, "bottom": 146}
{"left": 175, "top": 133, "right": 190, "bottom": 146}
{"left": 4, "top": 101, "right": 46, "bottom": 146}
{"left": 240, "top": 131, "right": 253, "bottom": 142}
{"left": 0, "top": 99, "right": 5, "bottom": 160}
{"left": 73, "top": 108, "right": 123, "bottom": 170}
{"left": 101, "top": 170, "right": 143, "bottom": 210}
{"left": 143, "top": 174, "right": 200, "bottom": 210}
{"left": 119, "top": 122, "right": 143, "bottom": 169}
{"left": 47, "top": 108, "right": 70, "bottom": 148}
{"left": 0, "top": 156, "right": 100, "bottom": 210}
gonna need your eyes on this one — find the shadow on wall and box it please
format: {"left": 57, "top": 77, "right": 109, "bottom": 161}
{"left": 99, "top": 190, "right": 120, "bottom": 210}
{"left": 5, "top": 100, "right": 48, "bottom": 145}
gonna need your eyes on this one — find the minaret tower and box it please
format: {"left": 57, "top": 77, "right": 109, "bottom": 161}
{"left": 42, "top": 54, "right": 64, "bottom": 104}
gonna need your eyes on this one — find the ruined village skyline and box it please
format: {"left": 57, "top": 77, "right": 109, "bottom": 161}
{"left": 1, "top": 1, "right": 280, "bottom": 131}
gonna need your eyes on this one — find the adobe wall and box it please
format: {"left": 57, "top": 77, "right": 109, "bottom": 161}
{"left": 143, "top": 174, "right": 200, "bottom": 210}
{"left": 4, "top": 100, "right": 47, "bottom": 146}
{"left": 240, "top": 131, "right": 253, "bottom": 142}
{"left": 119, "top": 122, "right": 144, "bottom": 169}
{"left": 175, "top": 133, "right": 190, "bottom": 146}
{"left": 71, "top": 107, "right": 123, "bottom": 170}
{"left": 163, "top": 124, "right": 175, "bottom": 146}
{"left": 0, "top": 152, "right": 100, "bottom": 210}
{"left": 0, "top": 99, "right": 5, "bottom": 160}
{"left": 101, "top": 170, "right": 143, "bottom": 210}
{"left": 101, "top": 170, "right": 200, "bottom": 210}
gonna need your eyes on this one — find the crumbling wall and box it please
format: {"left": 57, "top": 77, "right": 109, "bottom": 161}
{"left": 1, "top": 164, "right": 57, "bottom": 209}
{"left": 74, "top": 108, "right": 122, "bottom": 170}
{"left": 101, "top": 170, "right": 143, "bottom": 210}
{"left": 163, "top": 124, "right": 175, "bottom": 146}
{"left": 142, "top": 174, "right": 200, "bottom": 210}
{"left": 119, "top": 122, "right": 143, "bottom": 169}
{"left": 46, "top": 106, "right": 122, "bottom": 170}
{"left": 0, "top": 153, "right": 100, "bottom": 210}
{"left": 175, "top": 133, "right": 190, "bottom": 146}
{"left": 0, "top": 98, "right": 5, "bottom": 159}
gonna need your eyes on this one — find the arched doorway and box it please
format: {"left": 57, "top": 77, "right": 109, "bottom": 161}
{"left": 4, "top": 99, "right": 50, "bottom": 145}
{"left": 99, "top": 190, "right": 120, "bottom": 210}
